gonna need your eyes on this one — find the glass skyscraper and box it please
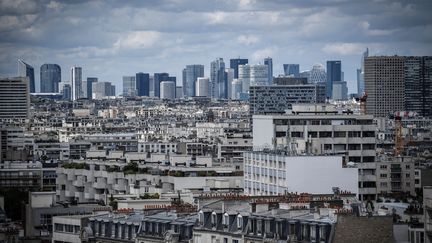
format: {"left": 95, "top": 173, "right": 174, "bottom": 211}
{"left": 183, "top": 65, "right": 204, "bottom": 97}
{"left": 211, "top": 58, "right": 226, "bottom": 98}
{"left": 86, "top": 77, "right": 97, "bottom": 99}
{"left": 283, "top": 64, "right": 300, "bottom": 77}
{"left": 264, "top": 57, "right": 273, "bottom": 85}
{"left": 18, "top": 59, "right": 35, "bottom": 93}
{"left": 154, "top": 73, "right": 175, "bottom": 98}
{"left": 136, "top": 72, "right": 150, "bottom": 97}
{"left": 326, "top": 60, "right": 342, "bottom": 98}
{"left": 70, "top": 66, "right": 83, "bottom": 101}
{"left": 230, "top": 58, "right": 248, "bottom": 79}
{"left": 40, "top": 64, "right": 61, "bottom": 93}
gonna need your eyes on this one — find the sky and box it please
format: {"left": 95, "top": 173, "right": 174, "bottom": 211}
{"left": 1, "top": 0, "right": 432, "bottom": 94}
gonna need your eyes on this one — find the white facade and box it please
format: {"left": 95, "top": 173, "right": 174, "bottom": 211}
{"left": 244, "top": 152, "right": 359, "bottom": 196}
{"left": 239, "top": 64, "right": 269, "bottom": 93}
{"left": 195, "top": 77, "right": 209, "bottom": 97}
{"left": 122, "top": 76, "right": 136, "bottom": 97}
{"left": 52, "top": 215, "right": 90, "bottom": 243}
{"left": 70, "top": 66, "right": 82, "bottom": 101}
{"left": 160, "top": 81, "right": 175, "bottom": 100}
{"left": 231, "top": 79, "right": 242, "bottom": 100}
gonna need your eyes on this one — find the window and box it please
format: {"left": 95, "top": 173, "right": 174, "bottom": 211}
{"left": 380, "top": 174, "right": 387, "bottom": 178}
{"left": 380, "top": 165, "right": 387, "bottom": 169}
{"left": 211, "top": 212, "right": 217, "bottom": 226}
{"left": 237, "top": 215, "right": 243, "bottom": 229}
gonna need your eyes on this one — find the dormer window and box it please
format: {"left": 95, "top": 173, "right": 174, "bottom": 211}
{"left": 211, "top": 212, "right": 217, "bottom": 226}
{"left": 223, "top": 213, "right": 229, "bottom": 227}
{"left": 237, "top": 215, "right": 243, "bottom": 229}
{"left": 198, "top": 211, "right": 204, "bottom": 225}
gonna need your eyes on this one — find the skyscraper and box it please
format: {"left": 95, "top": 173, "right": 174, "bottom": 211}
{"left": 70, "top": 66, "right": 83, "bottom": 101}
{"left": 86, "top": 77, "right": 97, "bottom": 99}
{"left": 326, "top": 61, "right": 342, "bottom": 98}
{"left": 230, "top": 58, "right": 248, "bottom": 79}
{"left": 365, "top": 56, "right": 405, "bottom": 117}
{"left": 283, "top": 64, "right": 300, "bottom": 77}
{"left": 136, "top": 72, "right": 150, "bottom": 97}
{"left": 225, "top": 68, "right": 234, "bottom": 99}
{"left": 40, "top": 64, "right": 61, "bottom": 93}
{"left": 154, "top": 73, "right": 175, "bottom": 98}
{"left": 17, "top": 59, "right": 35, "bottom": 93}
{"left": 210, "top": 58, "right": 225, "bottom": 98}
{"left": 264, "top": 57, "right": 273, "bottom": 84}
{"left": 404, "top": 56, "right": 432, "bottom": 117}
{"left": 0, "top": 77, "right": 30, "bottom": 119}
{"left": 238, "top": 64, "right": 268, "bottom": 94}
{"left": 183, "top": 65, "right": 204, "bottom": 97}
{"left": 122, "top": 76, "right": 136, "bottom": 97}
{"left": 357, "top": 48, "right": 369, "bottom": 95}
{"left": 196, "top": 77, "right": 209, "bottom": 97}
{"left": 160, "top": 81, "right": 176, "bottom": 100}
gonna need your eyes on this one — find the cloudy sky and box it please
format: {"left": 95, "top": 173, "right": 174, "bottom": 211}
{"left": 1, "top": 0, "right": 431, "bottom": 94}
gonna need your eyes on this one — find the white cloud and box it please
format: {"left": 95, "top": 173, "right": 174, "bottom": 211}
{"left": 322, "top": 43, "right": 366, "bottom": 55}
{"left": 251, "top": 47, "right": 276, "bottom": 63}
{"left": 237, "top": 34, "right": 259, "bottom": 45}
{"left": 113, "top": 31, "right": 161, "bottom": 50}
{"left": 359, "top": 21, "right": 396, "bottom": 36}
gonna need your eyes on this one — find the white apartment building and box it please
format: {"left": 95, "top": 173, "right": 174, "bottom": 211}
{"left": 244, "top": 152, "right": 358, "bottom": 196}
{"left": 138, "top": 141, "right": 177, "bottom": 154}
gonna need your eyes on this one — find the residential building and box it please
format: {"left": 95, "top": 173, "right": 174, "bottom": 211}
{"left": 230, "top": 58, "right": 248, "bottom": 79}
{"left": 183, "top": 64, "right": 204, "bottom": 97}
{"left": 244, "top": 152, "right": 358, "bottom": 195}
{"left": 249, "top": 84, "right": 326, "bottom": 115}
{"left": 123, "top": 76, "right": 136, "bottom": 97}
{"left": 283, "top": 64, "right": 300, "bottom": 77}
{"left": 40, "top": 64, "right": 61, "bottom": 93}
{"left": 136, "top": 72, "right": 150, "bottom": 97}
{"left": 70, "top": 66, "right": 83, "bottom": 101}
{"left": 52, "top": 215, "right": 91, "bottom": 243}
{"left": 326, "top": 61, "right": 342, "bottom": 98}
{"left": 17, "top": 59, "right": 35, "bottom": 93}
{"left": 0, "top": 77, "right": 30, "bottom": 119}
{"left": 364, "top": 56, "right": 405, "bottom": 117}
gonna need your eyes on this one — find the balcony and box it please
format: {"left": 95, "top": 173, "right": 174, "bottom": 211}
{"left": 73, "top": 180, "right": 84, "bottom": 187}
{"left": 93, "top": 181, "right": 106, "bottom": 189}
{"left": 360, "top": 174, "right": 376, "bottom": 181}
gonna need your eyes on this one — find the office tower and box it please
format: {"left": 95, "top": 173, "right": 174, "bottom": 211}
{"left": 0, "top": 77, "right": 30, "bottom": 119}
{"left": 70, "top": 66, "right": 83, "bottom": 101}
{"left": 183, "top": 65, "right": 204, "bottom": 97}
{"left": 307, "top": 64, "right": 326, "bottom": 84}
{"left": 231, "top": 79, "right": 242, "bottom": 100}
{"left": 238, "top": 64, "right": 268, "bottom": 94}
{"left": 86, "top": 77, "right": 97, "bottom": 100}
{"left": 136, "top": 73, "right": 150, "bottom": 97}
{"left": 176, "top": 86, "right": 183, "bottom": 99}
{"left": 17, "top": 59, "right": 35, "bottom": 93}
{"left": 404, "top": 56, "right": 432, "bottom": 117}
{"left": 326, "top": 61, "right": 342, "bottom": 98}
{"left": 264, "top": 57, "right": 273, "bottom": 84}
{"left": 40, "top": 64, "right": 61, "bottom": 93}
{"left": 60, "top": 83, "right": 72, "bottom": 101}
{"left": 154, "top": 73, "right": 175, "bottom": 98}
{"left": 195, "top": 77, "right": 209, "bottom": 97}
{"left": 357, "top": 48, "right": 369, "bottom": 95}
{"left": 249, "top": 84, "right": 326, "bottom": 115}
{"left": 365, "top": 56, "right": 405, "bottom": 117}
{"left": 332, "top": 81, "right": 348, "bottom": 100}
{"left": 230, "top": 58, "right": 248, "bottom": 79}
{"left": 122, "top": 76, "right": 136, "bottom": 97}
{"left": 283, "top": 64, "right": 300, "bottom": 77}
{"left": 225, "top": 68, "right": 234, "bottom": 99}
{"left": 160, "top": 81, "right": 176, "bottom": 100}
{"left": 210, "top": 58, "right": 225, "bottom": 98}
{"left": 149, "top": 76, "right": 155, "bottom": 97}
{"left": 92, "top": 82, "right": 115, "bottom": 99}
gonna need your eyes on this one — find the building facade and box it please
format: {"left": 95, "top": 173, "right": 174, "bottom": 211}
{"left": 283, "top": 64, "right": 300, "bottom": 77}
{"left": 230, "top": 58, "right": 248, "bottom": 79}
{"left": 210, "top": 58, "right": 226, "bottom": 99}
{"left": 183, "top": 65, "right": 204, "bottom": 97}
{"left": 17, "top": 59, "right": 35, "bottom": 93}
{"left": 0, "top": 77, "right": 30, "bottom": 119}
{"left": 136, "top": 72, "right": 150, "bottom": 97}
{"left": 40, "top": 64, "right": 61, "bottom": 93}
{"left": 326, "top": 61, "right": 342, "bottom": 99}
{"left": 70, "top": 66, "right": 83, "bottom": 101}
{"left": 160, "top": 81, "right": 176, "bottom": 100}
{"left": 196, "top": 77, "right": 209, "bottom": 97}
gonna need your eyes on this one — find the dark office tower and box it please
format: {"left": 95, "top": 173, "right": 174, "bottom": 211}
{"left": 183, "top": 65, "right": 204, "bottom": 97}
{"left": 17, "top": 59, "right": 35, "bottom": 93}
{"left": 86, "top": 77, "right": 97, "bottom": 99}
{"left": 404, "top": 56, "right": 432, "bottom": 117}
{"left": 136, "top": 72, "right": 150, "bottom": 97}
{"left": 326, "top": 60, "right": 342, "bottom": 98}
{"left": 153, "top": 73, "right": 169, "bottom": 98}
{"left": 264, "top": 57, "right": 273, "bottom": 85}
{"left": 40, "top": 64, "right": 61, "bottom": 93}
{"left": 230, "top": 58, "right": 248, "bottom": 79}
{"left": 283, "top": 64, "right": 300, "bottom": 77}
{"left": 365, "top": 56, "right": 405, "bottom": 117}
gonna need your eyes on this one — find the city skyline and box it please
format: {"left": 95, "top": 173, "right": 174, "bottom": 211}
{"left": 1, "top": 0, "right": 432, "bottom": 94}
